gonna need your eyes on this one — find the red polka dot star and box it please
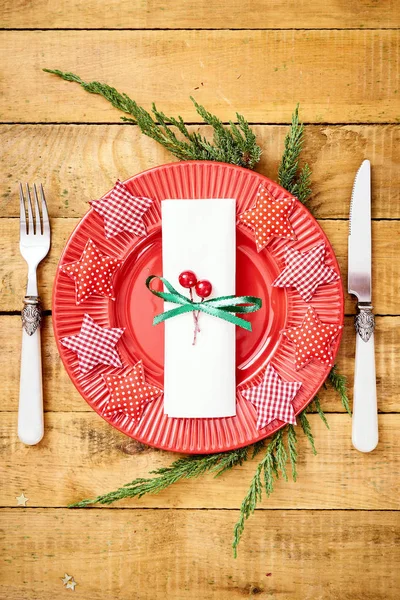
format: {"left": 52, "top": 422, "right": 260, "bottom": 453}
{"left": 283, "top": 306, "right": 343, "bottom": 370}
{"left": 238, "top": 183, "right": 297, "bottom": 252}
{"left": 103, "top": 361, "right": 162, "bottom": 422}
{"left": 60, "top": 239, "right": 121, "bottom": 304}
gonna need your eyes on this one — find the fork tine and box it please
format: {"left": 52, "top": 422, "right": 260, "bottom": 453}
{"left": 19, "top": 183, "right": 27, "bottom": 235}
{"left": 25, "top": 184, "right": 34, "bottom": 235}
{"left": 33, "top": 184, "right": 42, "bottom": 235}
{"left": 39, "top": 184, "right": 50, "bottom": 236}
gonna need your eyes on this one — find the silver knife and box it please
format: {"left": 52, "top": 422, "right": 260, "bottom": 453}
{"left": 348, "top": 159, "right": 378, "bottom": 452}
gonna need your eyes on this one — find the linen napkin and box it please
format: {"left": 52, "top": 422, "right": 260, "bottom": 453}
{"left": 161, "top": 199, "right": 236, "bottom": 418}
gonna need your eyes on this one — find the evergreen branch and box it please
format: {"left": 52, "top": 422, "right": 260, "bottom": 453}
{"left": 329, "top": 365, "right": 351, "bottom": 415}
{"left": 71, "top": 447, "right": 250, "bottom": 508}
{"left": 43, "top": 69, "right": 262, "bottom": 168}
{"left": 311, "top": 395, "right": 330, "bottom": 429}
{"left": 299, "top": 411, "right": 317, "bottom": 455}
{"left": 278, "top": 104, "right": 303, "bottom": 191}
{"left": 232, "top": 433, "right": 282, "bottom": 557}
{"left": 287, "top": 424, "right": 298, "bottom": 482}
{"left": 278, "top": 105, "right": 311, "bottom": 203}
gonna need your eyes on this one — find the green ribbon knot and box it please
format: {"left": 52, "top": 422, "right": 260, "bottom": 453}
{"left": 146, "top": 275, "right": 262, "bottom": 331}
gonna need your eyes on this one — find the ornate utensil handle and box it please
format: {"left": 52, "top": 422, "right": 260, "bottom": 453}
{"left": 18, "top": 296, "right": 44, "bottom": 445}
{"left": 352, "top": 304, "right": 378, "bottom": 453}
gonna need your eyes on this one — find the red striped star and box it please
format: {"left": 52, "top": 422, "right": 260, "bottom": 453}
{"left": 102, "top": 361, "right": 162, "bottom": 422}
{"left": 283, "top": 306, "right": 343, "bottom": 370}
{"left": 238, "top": 183, "right": 297, "bottom": 252}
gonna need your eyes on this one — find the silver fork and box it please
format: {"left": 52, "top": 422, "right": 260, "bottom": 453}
{"left": 19, "top": 184, "right": 51, "bottom": 445}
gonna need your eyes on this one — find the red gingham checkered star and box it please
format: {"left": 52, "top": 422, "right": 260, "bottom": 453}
{"left": 283, "top": 306, "right": 343, "bottom": 370}
{"left": 238, "top": 183, "right": 297, "bottom": 252}
{"left": 241, "top": 364, "right": 301, "bottom": 429}
{"left": 60, "top": 314, "right": 124, "bottom": 374}
{"left": 102, "top": 361, "right": 162, "bottom": 422}
{"left": 272, "top": 243, "right": 339, "bottom": 302}
{"left": 60, "top": 239, "right": 122, "bottom": 305}
{"left": 90, "top": 180, "right": 153, "bottom": 239}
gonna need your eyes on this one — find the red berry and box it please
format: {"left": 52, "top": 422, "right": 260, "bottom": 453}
{"left": 178, "top": 270, "right": 197, "bottom": 289}
{"left": 195, "top": 280, "right": 212, "bottom": 298}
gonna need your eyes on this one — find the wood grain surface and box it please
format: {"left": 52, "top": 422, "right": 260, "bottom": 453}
{"left": 1, "top": 0, "right": 399, "bottom": 29}
{"left": 0, "top": 3, "right": 399, "bottom": 599}
{"left": 0, "top": 30, "right": 399, "bottom": 123}
{"left": 1, "top": 509, "right": 399, "bottom": 600}
{"left": 1, "top": 124, "right": 400, "bottom": 219}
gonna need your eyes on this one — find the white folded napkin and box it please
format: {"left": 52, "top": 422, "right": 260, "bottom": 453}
{"left": 162, "top": 199, "right": 236, "bottom": 418}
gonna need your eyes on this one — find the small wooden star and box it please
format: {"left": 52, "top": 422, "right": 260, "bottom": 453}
{"left": 238, "top": 183, "right": 297, "bottom": 252}
{"left": 66, "top": 579, "right": 77, "bottom": 591}
{"left": 16, "top": 493, "right": 28, "bottom": 506}
{"left": 61, "top": 574, "right": 72, "bottom": 585}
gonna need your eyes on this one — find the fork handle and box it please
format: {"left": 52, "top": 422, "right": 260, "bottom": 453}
{"left": 18, "top": 298, "right": 44, "bottom": 445}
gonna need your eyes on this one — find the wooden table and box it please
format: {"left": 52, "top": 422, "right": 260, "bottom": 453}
{"left": 1, "top": 3, "right": 399, "bottom": 599}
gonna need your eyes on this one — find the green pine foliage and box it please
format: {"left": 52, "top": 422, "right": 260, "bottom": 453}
{"left": 43, "top": 69, "right": 262, "bottom": 168}
{"left": 44, "top": 67, "right": 350, "bottom": 556}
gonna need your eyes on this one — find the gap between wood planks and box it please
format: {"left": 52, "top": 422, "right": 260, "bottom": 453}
{"left": 1, "top": 122, "right": 399, "bottom": 127}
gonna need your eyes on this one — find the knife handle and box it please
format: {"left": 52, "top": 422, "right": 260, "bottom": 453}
{"left": 352, "top": 325, "right": 378, "bottom": 453}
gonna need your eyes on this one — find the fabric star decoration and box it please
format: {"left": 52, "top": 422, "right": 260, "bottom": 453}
{"left": 238, "top": 183, "right": 297, "bottom": 252}
{"left": 60, "top": 314, "right": 124, "bottom": 374}
{"left": 241, "top": 364, "right": 301, "bottom": 429}
{"left": 102, "top": 360, "right": 162, "bottom": 422}
{"left": 61, "top": 574, "right": 72, "bottom": 585}
{"left": 283, "top": 306, "right": 343, "bottom": 370}
{"left": 272, "top": 243, "right": 340, "bottom": 302}
{"left": 90, "top": 179, "right": 153, "bottom": 239}
{"left": 60, "top": 239, "right": 122, "bottom": 305}
{"left": 16, "top": 493, "right": 28, "bottom": 506}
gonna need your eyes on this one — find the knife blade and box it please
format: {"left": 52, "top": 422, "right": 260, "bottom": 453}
{"left": 348, "top": 159, "right": 378, "bottom": 453}
{"left": 348, "top": 159, "right": 372, "bottom": 302}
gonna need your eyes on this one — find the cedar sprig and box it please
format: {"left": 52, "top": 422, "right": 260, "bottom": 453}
{"left": 43, "top": 69, "right": 262, "bottom": 168}
{"left": 328, "top": 365, "right": 351, "bottom": 415}
{"left": 71, "top": 447, "right": 251, "bottom": 508}
{"left": 232, "top": 427, "right": 295, "bottom": 557}
{"left": 278, "top": 105, "right": 311, "bottom": 204}
{"left": 42, "top": 70, "right": 351, "bottom": 556}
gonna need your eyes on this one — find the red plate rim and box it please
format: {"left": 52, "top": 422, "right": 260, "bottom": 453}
{"left": 52, "top": 160, "right": 344, "bottom": 454}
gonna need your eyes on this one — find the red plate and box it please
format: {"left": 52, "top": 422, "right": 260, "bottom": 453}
{"left": 53, "top": 161, "right": 344, "bottom": 453}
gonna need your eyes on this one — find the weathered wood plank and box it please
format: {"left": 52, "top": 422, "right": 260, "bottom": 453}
{"left": 0, "top": 31, "right": 399, "bottom": 123}
{"left": 1, "top": 315, "right": 399, "bottom": 412}
{"left": 1, "top": 219, "right": 399, "bottom": 314}
{"left": 1, "top": 0, "right": 399, "bottom": 29}
{"left": 1, "top": 124, "right": 399, "bottom": 219}
{"left": 1, "top": 508, "right": 399, "bottom": 599}
{"left": 1, "top": 414, "right": 399, "bottom": 509}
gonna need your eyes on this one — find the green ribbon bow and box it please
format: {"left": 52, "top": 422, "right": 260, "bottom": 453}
{"left": 146, "top": 275, "right": 262, "bottom": 331}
